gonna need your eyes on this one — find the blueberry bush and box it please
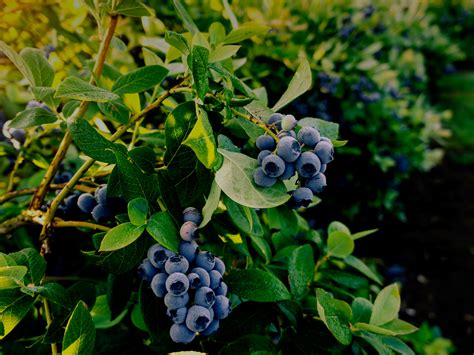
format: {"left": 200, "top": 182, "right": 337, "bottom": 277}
{"left": 0, "top": 0, "right": 449, "bottom": 354}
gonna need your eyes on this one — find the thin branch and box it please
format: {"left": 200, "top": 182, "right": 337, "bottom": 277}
{"left": 52, "top": 220, "right": 111, "bottom": 232}
{"left": 231, "top": 108, "right": 279, "bottom": 141}
{"left": 0, "top": 215, "right": 31, "bottom": 235}
{"left": 0, "top": 184, "right": 95, "bottom": 205}
{"left": 6, "top": 150, "right": 24, "bottom": 192}
{"left": 42, "top": 298, "right": 58, "bottom": 355}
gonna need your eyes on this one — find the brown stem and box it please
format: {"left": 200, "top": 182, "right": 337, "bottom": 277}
{"left": 51, "top": 220, "right": 111, "bottom": 232}
{"left": 6, "top": 150, "right": 24, "bottom": 192}
{"left": 0, "top": 215, "right": 32, "bottom": 235}
{"left": 0, "top": 184, "right": 95, "bottom": 205}
{"left": 231, "top": 108, "right": 279, "bottom": 141}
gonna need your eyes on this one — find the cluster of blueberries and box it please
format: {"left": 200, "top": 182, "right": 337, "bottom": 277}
{"left": 138, "top": 207, "right": 231, "bottom": 344}
{"left": 253, "top": 113, "right": 334, "bottom": 208}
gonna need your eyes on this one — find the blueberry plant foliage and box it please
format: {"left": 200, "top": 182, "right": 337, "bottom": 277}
{"left": 0, "top": 0, "right": 419, "bottom": 353}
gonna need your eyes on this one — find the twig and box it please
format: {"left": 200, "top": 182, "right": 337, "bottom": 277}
{"left": 231, "top": 108, "right": 279, "bottom": 141}
{"left": 42, "top": 298, "right": 58, "bottom": 355}
{"left": 52, "top": 220, "right": 111, "bottom": 232}
{"left": 0, "top": 214, "right": 31, "bottom": 235}
{"left": 0, "top": 184, "right": 95, "bottom": 205}
{"left": 6, "top": 150, "right": 24, "bottom": 192}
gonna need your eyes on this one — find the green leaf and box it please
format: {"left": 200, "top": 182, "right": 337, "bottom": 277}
{"left": 172, "top": 0, "right": 199, "bottom": 34}
{"left": 0, "top": 266, "right": 27, "bottom": 282}
{"left": 164, "top": 31, "right": 190, "bottom": 55}
{"left": 0, "top": 295, "right": 35, "bottom": 340}
{"left": 112, "top": 65, "right": 168, "bottom": 94}
{"left": 199, "top": 179, "right": 221, "bottom": 228}
{"left": 68, "top": 117, "right": 124, "bottom": 164}
{"left": 35, "top": 283, "right": 74, "bottom": 309}
{"left": 99, "top": 223, "right": 145, "bottom": 252}
{"left": 328, "top": 221, "right": 351, "bottom": 235}
{"left": 9, "top": 248, "right": 46, "bottom": 285}
{"left": 189, "top": 46, "right": 209, "bottom": 101}
{"left": 381, "top": 319, "right": 418, "bottom": 335}
{"left": 107, "top": 272, "right": 133, "bottom": 319}
{"left": 183, "top": 105, "right": 218, "bottom": 168}
{"left": 215, "top": 148, "right": 289, "bottom": 208}
{"left": 219, "top": 334, "right": 276, "bottom": 354}
{"left": 209, "top": 45, "right": 240, "bottom": 63}
{"left": 8, "top": 108, "right": 57, "bottom": 129}
{"left": 98, "top": 99, "right": 130, "bottom": 124}
{"left": 62, "top": 301, "right": 95, "bottom": 355}
{"left": 327, "top": 231, "right": 354, "bottom": 258}
{"left": 127, "top": 198, "right": 149, "bottom": 226}
{"left": 351, "top": 228, "right": 378, "bottom": 241}
{"left": 272, "top": 56, "right": 312, "bottom": 111}
{"left": 31, "top": 86, "right": 60, "bottom": 109}
{"left": 209, "top": 63, "right": 254, "bottom": 97}
{"left": 370, "top": 284, "right": 401, "bottom": 326}
{"left": 0, "top": 253, "right": 16, "bottom": 268}
{"left": 223, "top": 24, "right": 270, "bottom": 45}
{"left": 316, "top": 288, "right": 352, "bottom": 345}
{"left": 55, "top": 77, "right": 119, "bottom": 102}
{"left": 209, "top": 22, "right": 226, "bottom": 46}
{"left": 128, "top": 146, "right": 156, "bottom": 174}
{"left": 344, "top": 255, "right": 383, "bottom": 285}
{"left": 288, "top": 245, "right": 315, "bottom": 301}
{"left": 351, "top": 297, "right": 373, "bottom": 324}
{"left": 113, "top": 0, "right": 152, "bottom": 16}
{"left": 355, "top": 322, "right": 397, "bottom": 336}
{"left": 358, "top": 331, "right": 393, "bottom": 354}
{"left": 248, "top": 235, "right": 272, "bottom": 264}
{"left": 223, "top": 194, "right": 254, "bottom": 234}
{"left": 226, "top": 269, "right": 291, "bottom": 302}
{"left": 298, "top": 117, "right": 339, "bottom": 140}
{"left": 380, "top": 336, "right": 415, "bottom": 355}
{"left": 0, "top": 41, "right": 35, "bottom": 85}
{"left": 20, "top": 48, "right": 54, "bottom": 87}
{"left": 217, "top": 134, "right": 240, "bottom": 153}
{"left": 0, "top": 289, "right": 23, "bottom": 312}
{"left": 0, "top": 277, "right": 20, "bottom": 289}
{"left": 90, "top": 294, "right": 128, "bottom": 329}
{"left": 146, "top": 212, "right": 180, "bottom": 252}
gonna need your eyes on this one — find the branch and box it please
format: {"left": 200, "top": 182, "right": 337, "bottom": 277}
{"left": 0, "top": 215, "right": 31, "bottom": 235}
{"left": 231, "top": 108, "right": 279, "bottom": 141}
{"left": 51, "top": 220, "right": 111, "bottom": 232}
{"left": 0, "top": 184, "right": 95, "bottom": 205}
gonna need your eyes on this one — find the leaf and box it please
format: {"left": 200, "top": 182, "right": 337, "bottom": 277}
{"left": 189, "top": 46, "right": 209, "bottom": 101}
{"left": 217, "top": 134, "right": 240, "bottom": 153}
{"left": 0, "top": 266, "right": 27, "bottom": 282}
{"left": 0, "top": 277, "right": 20, "bottom": 289}
{"left": 223, "top": 24, "right": 270, "bottom": 44}
{"left": 351, "top": 297, "right": 373, "bottom": 324}
{"left": 107, "top": 272, "right": 133, "bottom": 319}
{"left": 215, "top": 149, "right": 289, "bottom": 208}
{"left": 128, "top": 146, "right": 156, "bottom": 174}
{"left": 209, "top": 45, "right": 241, "bottom": 63}
{"left": 351, "top": 228, "right": 378, "bottom": 241}
{"left": 0, "top": 295, "right": 35, "bottom": 340}
{"left": 209, "top": 22, "right": 226, "bottom": 46}
{"left": 199, "top": 179, "right": 221, "bottom": 228}
{"left": 316, "top": 288, "right": 352, "bottom": 345}
{"left": 288, "top": 245, "right": 315, "bottom": 301}
{"left": 355, "top": 322, "right": 397, "bottom": 336}
{"left": 0, "top": 253, "right": 16, "bottom": 268}
{"left": 31, "top": 86, "right": 60, "bottom": 109}
{"left": 209, "top": 63, "right": 254, "bottom": 97}
{"left": 380, "top": 336, "right": 415, "bottom": 355}
{"left": 183, "top": 105, "right": 218, "bottom": 168}
{"left": 112, "top": 65, "right": 168, "bottom": 94}
{"left": 9, "top": 248, "right": 46, "bottom": 285}
{"left": 98, "top": 99, "right": 130, "bottom": 124}
{"left": 62, "top": 301, "right": 96, "bottom": 355}
{"left": 68, "top": 117, "right": 124, "bottom": 164}
{"left": 298, "top": 117, "right": 339, "bottom": 140}
{"left": 370, "top": 284, "right": 401, "bottom": 326}
{"left": 381, "top": 319, "right": 418, "bottom": 335}
{"left": 20, "top": 48, "right": 54, "bottom": 87}
{"left": 327, "top": 221, "right": 351, "bottom": 235}
{"left": 248, "top": 235, "right": 272, "bottom": 264}
{"left": 223, "top": 194, "right": 254, "bottom": 234}
{"left": 99, "top": 223, "right": 145, "bottom": 252}
{"left": 226, "top": 269, "right": 291, "bottom": 302}
{"left": 127, "top": 198, "right": 149, "bottom": 226}
{"left": 327, "top": 231, "right": 354, "bottom": 258}
{"left": 344, "top": 255, "right": 383, "bottom": 285}
{"left": 90, "top": 294, "right": 128, "bottom": 329}
{"left": 35, "top": 283, "right": 74, "bottom": 309}
{"left": 146, "top": 212, "right": 180, "bottom": 252}
{"left": 0, "top": 41, "right": 35, "bottom": 85}
{"left": 172, "top": 0, "right": 199, "bottom": 34}
{"left": 55, "top": 77, "right": 119, "bottom": 102}
{"left": 8, "top": 108, "right": 57, "bottom": 129}
{"left": 219, "top": 334, "right": 276, "bottom": 354}
{"left": 272, "top": 56, "right": 312, "bottom": 111}
{"left": 113, "top": 0, "right": 151, "bottom": 16}
{"left": 164, "top": 31, "right": 190, "bottom": 55}
{"left": 94, "top": 236, "right": 148, "bottom": 274}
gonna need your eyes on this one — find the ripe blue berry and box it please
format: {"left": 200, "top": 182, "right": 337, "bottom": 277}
{"left": 209, "top": 270, "right": 223, "bottom": 289}
{"left": 77, "top": 193, "right": 97, "bottom": 213}
{"left": 277, "top": 136, "right": 301, "bottom": 163}
{"left": 268, "top": 113, "right": 284, "bottom": 128}
{"left": 295, "top": 151, "right": 321, "bottom": 178}
{"left": 180, "top": 221, "right": 198, "bottom": 241}
{"left": 167, "top": 307, "right": 188, "bottom": 324}
{"left": 314, "top": 140, "right": 334, "bottom": 164}
{"left": 186, "top": 305, "right": 211, "bottom": 332}
{"left": 91, "top": 204, "right": 113, "bottom": 223}
{"left": 138, "top": 259, "right": 158, "bottom": 282}
{"left": 165, "top": 255, "right": 189, "bottom": 274}
{"left": 256, "top": 135, "right": 276, "bottom": 151}
{"left": 279, "top": 162, "right": 296, "bottom": 180}
{"left": 148, "top": 244, "right": 173, "bottom": 268}
{"left": 64, "top": 194, "right": 78, "bottom": 211}
{"left": 164, "top": 292, "right": 189, "bottom": 310}
{"left": 305, "top": 173, "right": 327, "bottom": 194}
{"left": 213, "top": 295, "right": 231, "bottom": 320}
{"left": 150, "top": 273, "right": 168, "bottom": 298}
{"left": 297, "top": 126, "right": 321, "bottom": 147}
{"left": 190, "top": 267, "right": 210, "bottom": 288}
{"left": 320, "top": 164, "right": 327, "bottom": 173}
{"left": 188, "top": 273, "right": 202, "bottom": 289}
{"left": 291, "top": 187, "right": 314, "bottom": 208}
{"left": 179, "top": 241, "right": 199, "bottom": 263}
{"left": 169, "top": 323, "right": 195, "bottom": 344}
{"left": 281, "top": 114, "right": 297, "bottom": 131}
{"left": 213, "top": 257, "right": 226, "bottom": 275}
{"left": 253, "top": 167, "right": 277, "bottom": 187}
{"left": 166, "top": 272, "right": 190, "bottom": 296}
{"left": 257, "top": 150, "right": 272, "bottom": 166}
{"left": 215, "top": 282, "right": 228, "bottom": 296}
{"left": 95, "top": 185, "right": 108, "bottom": 205}
{"left": 183, "top": 207, "right": 202, "bottom": 225}
{"left": 278, "top": 130, "right": 297, "bottom": 139}
{"left": 196, "top": 251, "right": 216, "bottom": 271}
{"left": 195, "top": 286, "right": 216, "bottom": 308}
{"left": 201, "top": 319, "right": 219, "bottom": 336}
{"left": 262, "top": 154, "right": 286, "bottom": 178}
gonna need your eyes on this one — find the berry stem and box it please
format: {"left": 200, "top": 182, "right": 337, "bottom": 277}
{"left": 231, "top": 108, "right": 279, "bottom": 141}
{"left": 42, "top": 298, "right": 58, "bottom": 355}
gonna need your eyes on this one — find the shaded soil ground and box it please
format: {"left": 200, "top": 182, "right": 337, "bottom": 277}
{"left": 358, "top": 160, "right": 474, "bottom": 352}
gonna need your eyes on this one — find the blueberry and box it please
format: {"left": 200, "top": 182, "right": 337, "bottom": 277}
{"left": 279, "top": 162, "right": 296, "bottom": 180}
{"left": 64, "top": 194, "right": 78, "bottom": 211}
{"left": 213, "top": 257, "right": 226, "bottom": 275}
{"left": 180, "top": 221, "right": 198, "bottom": 241}
{"left": 167, "top": 307, "right": 188, "bottom": 324}
{"left": 290, "top": 187, "right": 313, "bottom": 208}
{"left": 77, "top": 193, "right": 97, "bottom": 213}
{"left": 183, "top": 207, "right": 202, "bottom": 225}
{"left": 196, "top": 251, "right": 215, "bottom": 271}
{"left": 215, "top": 282, "right": 228, "bottom": 296}
{"left": 201, "top": 319, "right": 219, "bottom": 336}
{"left": 138, "top": 259, "right": 159, "bottom": 282}
{"left": 195, "top": 286, "right": 216, "bottom": 308}
{"left": 148, "top": 244, "right": 173, "bottom": 268}
{"left": 262, "top": 154, "right": 286, "bottom": 178}
{"left": 169, "top": 323, "right": 195, "bottom": 344}
{"left": 186, "top": 305, "right": 211, "bottom": 333}
{"left": 165, "top": 255, "right": 189, "bottom": 274}
{"left": 297, "top": 126, "right": 321, "bottom": 147}
{"left": 188, "top": 273, "right": 202, "bottom": 289}
{"left": 256, "top": 135, "right": 276, "bottom": 151}
{"left": 253, "top": 167, "right": 277, "bottom": 187}
{"left": 213, "top": 295, "right": 231, "bottom": 320}
{"left": 191, "top": 267, "right": 211, "bottom": 287}
{"left": 314, "top": 140, "right": 334, "bottom": 164}
{"left": 179, "top": 241, "right": 199, "bottom": 263}
{"left": 257, "top": 150, "right": 272, "bottom": 166}
{"left": 164, "top": 292, "right": 189, "bottom": 310}
{"left": 268, "top": 113, "right": 284, "bottom": 128}
{"left": 150, "top": 272, "right": 168, "bottom": 297}
{"left": 281, "top": 114, "right": 297, "bottom": 131}
{"left": 295, "top": 151, "right": 321, "bottom": 178}
{"left": 320, "top": 137, "right": 331, "bottom": 143}
{"left": 278, "top": 130, "right": 297, "bottom": 139}
{"left": 209, "top": 270, "right": 223, "bottom": 289}
{"left": 95, "top": 185, "right": 108, "bottom": 205}
{"left": 277, "top": 136, "right": 301, "bottom": 163}
{"left": 91, "top": 204, "right": 113, "bottom": 223}
{"left": 166, "top": 272, "right": 190, "bottom": 296}
{"left": 305, "top": 173, "right": 327, "bottom": 194}
{"left": 208, "top": 306, "right": 214, "bottom": 320}
{"left": 320, "top": 164, "right": 327, "bottom": 173}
